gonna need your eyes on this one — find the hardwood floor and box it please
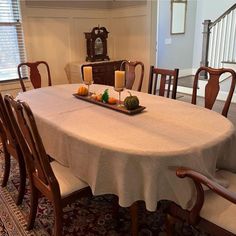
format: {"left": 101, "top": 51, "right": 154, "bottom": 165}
{"left": 177, "top": 93, "right": 236, "bottom": 127}
{"left": 178, "top": 75, "right": 195, "bottom": 88}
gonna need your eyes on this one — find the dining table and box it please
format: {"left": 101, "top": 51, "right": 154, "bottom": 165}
{"left": 17, "top": 83, "right": 236, "bottom": 213}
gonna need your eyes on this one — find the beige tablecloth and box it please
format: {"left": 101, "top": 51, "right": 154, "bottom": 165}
{"left": 17, "top": 84, "right": 236, "bottom": 211}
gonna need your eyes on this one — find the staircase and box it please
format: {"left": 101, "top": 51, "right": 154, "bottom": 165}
{"left": 201, "top": 4, "right": 236, "bottom": 72}
{"left": 177, "top": 4, "right": 236, "bottom": 102}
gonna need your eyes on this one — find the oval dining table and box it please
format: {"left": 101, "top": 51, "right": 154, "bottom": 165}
{"left": 17, "top": 84, "right": 236, "bottom": 233}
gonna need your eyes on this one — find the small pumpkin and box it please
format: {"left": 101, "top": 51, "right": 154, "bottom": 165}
{"left": 91, "top": 93, "right": 97, "bottom": 100}
{"left": 77, "top": 86, "right": 88, "bottom": 96}
{"left": 124, "top": 92, "right": 139, "bottom": 110}
{"left": 96, "top": 94, "right": 103, "bottom": 102}
{"left": 108, "top": 97, "right": 117, "bottom": 105}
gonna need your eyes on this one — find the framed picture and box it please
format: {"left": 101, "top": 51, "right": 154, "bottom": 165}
{"left": 171, "top": 0, "right": 187, "bottom": 35}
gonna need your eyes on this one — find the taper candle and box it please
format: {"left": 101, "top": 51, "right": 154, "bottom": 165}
{"left": 115, "top": 70, "right": 125, "bottom": 89}
{"left": 83, "top": 66, "right": 93, "bottom": 83}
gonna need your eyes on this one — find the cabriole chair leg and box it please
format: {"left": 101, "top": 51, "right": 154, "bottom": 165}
{"left": 53, "top": 202, "right": 63, "bottom": 236}
{"left": 16, "top": 159, "right": 26, "bottom": 205}
{"left": 2, "top": 151, "right": 10, "bottom": 187}
{"left": 27, "top": 186, "right": 39, "bottom": 230}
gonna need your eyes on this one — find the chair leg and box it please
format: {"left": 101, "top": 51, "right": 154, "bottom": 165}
{"left": 165, "top": 214, "right": 177, "bottom": 236}
{"left": 53, "top": 202, "right": 63, "bottom": 236}
{"left": 130, "top": 201, "right": 139, "bottom": 236}
{"left": 111, "top": 195, "right": 119, "bottom": 219}
{"left": 2, "top": 151, "right": 10, "bottom": 187}
{"left": 16, "top": 158, "right": 26, "bottom": 205}
{"left": 27, "top": 186, "right": 39, "bottom": 230}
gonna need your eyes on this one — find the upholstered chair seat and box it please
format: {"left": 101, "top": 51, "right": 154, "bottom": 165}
{"left": 174, "top": 167, "right": 236, "bottom": 236}
{"left": 50, "top": 161, "right": 88, "bottom": 198}
{"left": 4, "top": 95, "right": 92, "bottom": 236}
{"left": 201, "top": 170, "right": 236, "bottom": 234}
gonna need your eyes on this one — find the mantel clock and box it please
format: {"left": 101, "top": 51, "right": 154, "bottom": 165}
{"left": 85, "top": 26, "right": 110, "bottom": 62}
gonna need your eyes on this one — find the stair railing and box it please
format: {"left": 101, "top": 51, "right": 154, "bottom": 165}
{"left": 201, "top": 4, "right": 236, "bottom": 77}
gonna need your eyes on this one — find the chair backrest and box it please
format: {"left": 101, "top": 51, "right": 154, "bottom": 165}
{"left": 192, "top": 67, "right": 236, "bottom": 117}
{"left": 4, "top": 95, "right": 60, "bottom": 198}
{"left": 148, "top": 66, "right": 179, "bottom": 99}
{"left": 18, "top": 61, "right": 52, "bottom": 92}
{"left": 0, "top": 93, "right": 17, "bottom": 149}
{"left": 120, "top": 60, "right": 144, "bottom": 91}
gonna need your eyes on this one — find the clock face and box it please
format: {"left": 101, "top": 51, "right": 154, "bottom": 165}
{"left": 94, "top": 37, "right": 103, "bottom": 55}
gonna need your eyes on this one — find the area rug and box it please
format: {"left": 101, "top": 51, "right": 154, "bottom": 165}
{"left": 0, "top": 147, "right": 210, "bottom": 236}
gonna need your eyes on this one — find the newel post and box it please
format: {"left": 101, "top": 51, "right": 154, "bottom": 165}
{"left": 200, "top": 20, "right": 211, "bottom": 79}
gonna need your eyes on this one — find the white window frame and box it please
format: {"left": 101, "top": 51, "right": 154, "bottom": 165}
{"left": 0, "top": 0, "right": 26, "bottom": 82}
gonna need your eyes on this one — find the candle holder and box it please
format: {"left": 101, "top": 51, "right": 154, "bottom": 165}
{"left": 114, "top": 87, "right": 124, "bottom": 107}
{"left": 84, "top": 80, "right": 94, "bottom": 97}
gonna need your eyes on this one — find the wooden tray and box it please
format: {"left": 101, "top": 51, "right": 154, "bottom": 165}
{"left": 73, "top": 93, "right": 146, "bottom": 115}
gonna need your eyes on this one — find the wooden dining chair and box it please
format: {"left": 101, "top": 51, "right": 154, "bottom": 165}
{"left": 192, "top": 66, "right": 236, "bottom": 117}
{"left": 120, "top": 60, "right": 144, "bottom": 91}
{"left": 148, "top": 66, "right": 179, "bottom": 99}
{"left": 171, "top": 167, "right": 236, "bottom": 236}
{"left": 4, "top": 95, "right": 92, "bottom": 236}
{"left": 18, "top": 61, "right": 52, "bottom": 92}
{"left": 0, "top": 93, "right": 26, "bottom": 205}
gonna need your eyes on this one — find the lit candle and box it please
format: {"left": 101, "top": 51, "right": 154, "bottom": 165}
{"left": 115, "top": 70, "right": 125, "bottom": 89}
{"left": 83, "top": 66, "right": 93, "bottom": 83}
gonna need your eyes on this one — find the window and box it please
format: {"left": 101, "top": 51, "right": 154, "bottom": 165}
{"left": 0, "top": 0, "right": 26, "bottom": 82}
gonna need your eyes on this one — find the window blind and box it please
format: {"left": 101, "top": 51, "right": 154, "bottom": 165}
{"left": 0, "top": 0, "right": 26, "bottom": 81}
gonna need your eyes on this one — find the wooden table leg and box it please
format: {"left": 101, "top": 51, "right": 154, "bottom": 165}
{"left": 130, "top": 201, "right": 139, "bottom": 236}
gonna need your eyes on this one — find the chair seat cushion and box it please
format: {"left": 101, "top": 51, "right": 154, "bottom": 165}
{"left": 201, "top": 170, "right": 236, "bottom": 234}
{"left": 51, "top": 161, "right": 88, "bottom": 198}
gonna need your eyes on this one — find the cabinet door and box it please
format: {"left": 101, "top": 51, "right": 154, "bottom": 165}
{"left": 104, "top": 61, "right": 123, "bottom": 86}
{"left": 92, "top": 65, "right": 106, "bottom": 84}
{"left": 93, "top": 72, "right": 106, "bottom": 85}
{"left": 82, "top": 60, "right": 123, "bottom": 86}
{"left": 104, "top": 65, "right": 114, "bottom": 86}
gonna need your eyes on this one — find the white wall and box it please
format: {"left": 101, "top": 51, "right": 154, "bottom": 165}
{"left": 110, "top": 2, "right": 155, "bottom": 91}
{"left": 22, "top": 4, "right": 111, "bottom": 86}
{"left": 157, "top": 0, "right": 197, "bottom": 76}
{"left": 17, "top": 1, "right": 155, "bottom": 93}
{"left": 158, "top": 0, "right": 235, "bottom": 75}
{"left": 192, "top": 0, "right": 236, "bottom": 69}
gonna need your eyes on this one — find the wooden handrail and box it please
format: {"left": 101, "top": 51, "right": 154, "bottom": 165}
{"left": 210, "top": 3, "right": 236, "bottom": 28}
{"left": 201, "top": 3, "right": 236, "bottom": 69}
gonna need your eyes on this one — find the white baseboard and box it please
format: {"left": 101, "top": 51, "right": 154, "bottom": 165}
{"left": 178, "top": 80, "right": 236, "bottom": 103}
{"left": 178, "top": 68, "right": 193, "bottom": 77}
{"left": 222, "top": 63, "right": 236, "bottom": 71}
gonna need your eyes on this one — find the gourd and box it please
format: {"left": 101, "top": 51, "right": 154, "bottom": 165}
{"left": 124, "top": 92, "right": 139, "bottom": 110}
{"left": 108, "top": 97, "right": 117, "bottom": 104}
{"left": 102, "top": 89, "right": 109, "bottom": 103}
{"left": 77, "top": 86, "right": 88, "bottom": 96}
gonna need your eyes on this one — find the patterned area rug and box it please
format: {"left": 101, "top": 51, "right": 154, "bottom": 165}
{"left": 0, "top": 147, "right": 210, "bottom": 236}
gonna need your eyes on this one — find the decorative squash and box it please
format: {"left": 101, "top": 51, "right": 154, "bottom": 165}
{"left": 124, "top": 92, "right": 139, "bottom": 110}
{"left": 108, "top": 97, "right": 117, "bottom": 104}
{"left": 96, "top": 94, "right": 102, "bottom": 102}
{"left": 77, "top": 86, "right": 88, "bottom": 96}
{"left": 91, "top": 93, "right": 97, "bottom": 100}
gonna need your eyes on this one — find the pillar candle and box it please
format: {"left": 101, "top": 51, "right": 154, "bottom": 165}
{"left": 83, "top": 66, "right": 93, "bottom": 83}
{"left": 115, "top": 70, "right": 125, "bottom": 89}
